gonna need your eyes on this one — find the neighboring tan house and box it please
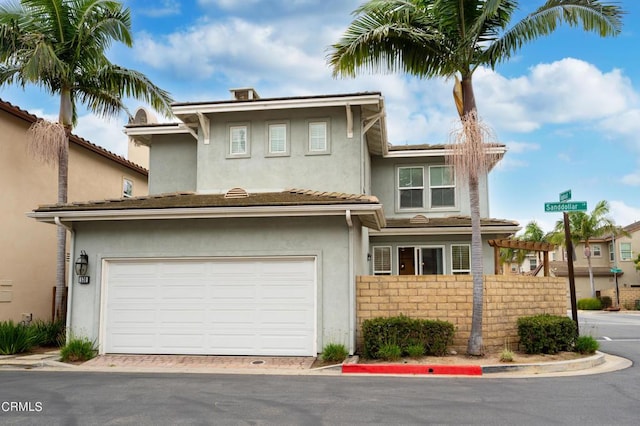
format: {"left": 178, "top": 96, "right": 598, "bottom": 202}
{"left": 30, "top": 88, "right": 519, "bottom": 357}
{"left": 550, "top": 221, "right": 640, "bottom": 302}
{"left": 0, "top": 99, "right": 148, "bottom": 323}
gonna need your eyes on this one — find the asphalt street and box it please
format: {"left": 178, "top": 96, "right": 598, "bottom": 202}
{"left": 0, "top": 311, "right": 638, "bottom": 425}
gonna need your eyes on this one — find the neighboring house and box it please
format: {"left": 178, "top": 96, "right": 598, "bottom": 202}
{"left": 30, "top": 88, "right": 519, "bottom": 357}
{"left": 0, "top": 99, "right": 148, "bottom": 323}
{"left": 550, "top": 221, "right": 640, "bottom": 302}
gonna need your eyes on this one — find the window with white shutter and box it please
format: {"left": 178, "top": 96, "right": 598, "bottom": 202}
{"left": 373, "top": 246, "right": 392, "bottom": 275}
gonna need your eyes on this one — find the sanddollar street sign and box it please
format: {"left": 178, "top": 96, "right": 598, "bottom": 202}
{"left": 544, "top": 201, "right": 588, "bottom": 212}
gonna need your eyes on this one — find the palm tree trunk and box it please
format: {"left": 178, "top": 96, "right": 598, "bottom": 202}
{"left": 54, "top": 90, "right": 72, "bottom": 321}
{"left": 461, "top": 74, "right": 484, "bottom": 356}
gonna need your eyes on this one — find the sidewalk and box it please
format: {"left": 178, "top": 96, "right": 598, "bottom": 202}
{"left": 0, "top": 350, "right": 631, "bottom": 378}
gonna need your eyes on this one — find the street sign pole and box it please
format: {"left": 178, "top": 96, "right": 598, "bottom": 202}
{"left": 563, "top": 212, "right": 579, "bottom": 334}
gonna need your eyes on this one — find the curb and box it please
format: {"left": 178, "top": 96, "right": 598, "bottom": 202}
{"left": 482, "top": 351, "right": 605, "bottom": 375}
{"left": 342, "top": 363, "right": 482, "bottom": 376}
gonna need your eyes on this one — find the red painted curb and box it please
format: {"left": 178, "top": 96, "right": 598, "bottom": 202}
{"left": 342, "top": 364, "right": 482, "bottom": 376}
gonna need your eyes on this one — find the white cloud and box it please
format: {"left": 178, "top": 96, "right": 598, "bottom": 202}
{"left": 621, "top": 171, "right": 640, "bottom": 186}
{"left": 609, "top": 201, "right": 640, "bottom": 227}
{"left": 74, "top": 114, "right": 128, "bottom": 157}
{"left": 505, "top": 141, "right": 540, "bottom": 154}
{"left": 136, "top": 0, "right": 181, "bottom": 17}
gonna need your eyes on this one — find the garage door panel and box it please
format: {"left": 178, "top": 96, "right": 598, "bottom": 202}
{"left": 104, "top": 258, "right": 315, "bottom": 356}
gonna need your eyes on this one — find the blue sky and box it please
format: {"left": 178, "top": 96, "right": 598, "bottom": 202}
{"left": 2, "top": 0, "right": 639, "bottom": 233}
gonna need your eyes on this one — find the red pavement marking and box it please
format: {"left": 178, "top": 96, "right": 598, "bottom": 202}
{"left": 342, "top": 364, "right": 482, "bottom": 376}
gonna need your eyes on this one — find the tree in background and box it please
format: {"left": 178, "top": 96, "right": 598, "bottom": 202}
{"left": 0, "top": 0, "right": 174, "bottom": 320}
{"left": 549, "top": 200, "right": 618, "bottom": 297}
{"left": 328, "top": 0, "right": 623, "bottom": 355}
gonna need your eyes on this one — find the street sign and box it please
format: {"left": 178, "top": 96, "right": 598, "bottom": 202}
{"left": 610, "top": 268, "right": 622, "bottom": 274}
{"left": 544, "top": 201, "right": 587, "bottom": 212}
{"left": 559, "top": 190, "right": 572, "bottom": 202}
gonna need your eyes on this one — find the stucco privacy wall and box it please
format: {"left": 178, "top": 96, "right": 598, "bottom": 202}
{"left": 356, "top": 275, "right": 566, "bottom": 352}
{"left": 70, "top": 215, "right": 358, "bottom": 353}
{"left": 601, "top": 287, "right": 640, "bottom": 309}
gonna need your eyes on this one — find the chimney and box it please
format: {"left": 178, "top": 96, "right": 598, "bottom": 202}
{"left": 229, "top": 88, "right": 260, "bottom": 101}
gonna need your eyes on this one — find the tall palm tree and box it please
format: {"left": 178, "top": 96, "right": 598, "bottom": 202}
{"left": 328, "top": 0, "right": 623, "bottom": 355}
{"left": 0, "top": 0, "right": 174, "bottom": 320}
{"left": 550, "top": 200, "right": 617, "bottom": 298}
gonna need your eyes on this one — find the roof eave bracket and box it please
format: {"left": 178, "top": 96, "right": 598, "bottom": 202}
{"left": 196, "top": 112, "right": 210, "bottom": 144}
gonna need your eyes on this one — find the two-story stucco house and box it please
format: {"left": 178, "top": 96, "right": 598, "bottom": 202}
{"left": 30, "top": 88, "right": 519, "bottom": 357}
{"left": 0, "top": 99, "right": 148, "bottom": 323}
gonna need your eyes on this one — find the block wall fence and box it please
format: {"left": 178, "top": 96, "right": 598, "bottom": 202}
{"left": 601, "top": 287, "right": 640, "bottom": 309}
{"left": 356, "top": 275, "right": 566, "bottom": 353}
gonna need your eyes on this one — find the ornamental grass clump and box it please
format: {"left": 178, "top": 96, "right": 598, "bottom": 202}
{"left": 321, "top": 343, "right": 348, "bottom": 363}
{"left": 60, "top": 336, "right": 96, "bottom": 363}
{"left": 0, "top": 321, "right": 35, "bottom": 355}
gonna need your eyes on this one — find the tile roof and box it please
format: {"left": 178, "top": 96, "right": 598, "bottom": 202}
{"left": 0, "top": 98, "right": 147, "bottom": 176}
{"left": 171, "top": 92, "right": 383, "bottom": 107}
{"left": 387, "top": 143, "right": 506, "bottom": 151}
{"left": 34, "top": 189, "right": 381, "bottom": 212}
{"left": 384, "top": 216, "right": 519, "bottom": 228}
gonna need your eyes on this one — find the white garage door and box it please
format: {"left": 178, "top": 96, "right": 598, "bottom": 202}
{"left": 103, "top": 257, "right": 316, "bottom": 356}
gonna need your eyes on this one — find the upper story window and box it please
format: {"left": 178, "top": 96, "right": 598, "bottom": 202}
{"left": 373, "top": 246, "right": 392, "bottom": 275}
{"left": 307, "top": 120, "right": 330, "bottom": 154}
{"left": 398, "top": 167, "right": 424, "bottom": 209}
{"left": 609, "top": 242, "right": 615, "bottom": 262}
{"left": 267, "top": 122, "right": 289, "bottom": 156}
{"left": 591, "top": 244, "right": 602, "bottom": 257}
{"left": 122, "top": 178, "right": 133, "bottom": 198}
{"left": 620, "top": 242, "right": 632, "bottom": 261}
{"left": 529, "top": 257, "right": 537, "bottom": 271}
{"left": 228, "top": 124, "right": 250, "bottom": 158}
{"left": 451, "top": 244, "right": 470, "bottom": 274}
{"left": 429, "top": 165, "right": 455, "bottom": 208}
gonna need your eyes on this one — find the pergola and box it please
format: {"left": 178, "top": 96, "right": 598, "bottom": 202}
{"left": 488, "top": 239, "right": 556, "bottom": 277}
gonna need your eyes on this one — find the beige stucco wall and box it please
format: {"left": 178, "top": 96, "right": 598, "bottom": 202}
{"left": 0, "top": 110, "right": 148, "bottom": 322}
{"left": 356, "top": 275, "right": 566, "bottom": 353}
{"left": 601, "top": 287, "right": 640, "bottom": 310}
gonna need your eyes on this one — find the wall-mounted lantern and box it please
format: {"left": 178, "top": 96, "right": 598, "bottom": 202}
{"left": 75, "top": 250, "right": 90, "bottom": 284}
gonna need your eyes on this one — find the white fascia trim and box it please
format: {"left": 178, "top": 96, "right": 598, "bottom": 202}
{"left": 172, "top": 94, "right": 383, "bottom": 115}
{"left": 29, "top": 204, "right": 385, "bottom": 227}
{"left": 369, "top": 225, "right": 520, "bottom": 236}
{"left": 124, "top": 124, "right": 197, "bottom": 144}
{"left": 383, "top": 146, "right": 507, "bottom": 158}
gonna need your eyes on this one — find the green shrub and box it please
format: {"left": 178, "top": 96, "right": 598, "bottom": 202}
{"left": 362, "top": 315, "right": 455, "bottom": 359}
{"left": 377, "top": 343, "right": 402, "bottom": 361}
{"left": 574, "top": 335, "right": 599, "bottom": 354}
{"left": 598, "top": 296, "right": 612, "bottom": 310}
{"left": 321, "top": 343, "right": 348, "bottom": 363}
{"left": 406, "top": 343, "right": 424, "bottom": 358}
{"left": 60, "top": 336, "right": 96, "bottom": 362}
{"left": 30, "top": 319, "right": 65, "bottom": 347}
{"left": 0, "top": 321, "right": 35, "bottom": 355}
{"left": 517, "top": 314, "right": 577, "bottom": 354}
{"left": 577, "top": 298, "right": 602, "bottom": 310}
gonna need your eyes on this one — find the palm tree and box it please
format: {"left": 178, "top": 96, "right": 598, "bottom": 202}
{"left": 549, "top": 200, "right": 616, "bottom": 297}
{"left": 328, "top": 0, "right": 623, "bottom": 355}
{"left": 0, "top": 0, "right": 174, "bottom": 320}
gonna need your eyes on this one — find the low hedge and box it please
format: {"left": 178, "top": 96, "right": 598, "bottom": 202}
{"left": 517, "top": 314, "right": 577, "bottom": 354}
{"left": 361, "top": 315, "right": 455, "bottom": 358}
{"left": 577, "top": 298, "right": 602, "bottom": 310}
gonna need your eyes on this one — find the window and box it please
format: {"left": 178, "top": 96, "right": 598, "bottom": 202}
{"left": 620, "top": 243, "right": 632, "bottom": 261}
{"left": 609, "top": 242, "right": 615, "bottom": 262}
{"left": 530, "top": 258, "right": 537, "bottom": 271}
{"left": 122, "top": 178, "right": 133, "bottom": 198}
{"left": 308, "top": 121, "right": 328, "bottom": 153}
{"left": 592, "top": 244, "right": 602, "bottom": 257}
{"left": 229, "top": 125, "right": 249, "bottom": 156}
{"left": 267, "top": 123, "right": 288, "bottom": 155}
{"left": 429, "top": 165, "right": 455, "bottom": 208}
{"left": 451, "top": 245, "right": 470, "bottom": 274}
{"left": 398, "top": 167, "right": 424, "bottom": 209}
{"left": 373, "top": 246, "right": 392, "bottom": 275}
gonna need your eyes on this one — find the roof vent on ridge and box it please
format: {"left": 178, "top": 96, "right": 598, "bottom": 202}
{"left": 230, "top": 88, "right": 260, "bottom": 101}
{"left": 224, "top": 187, "right": 249, "bottom": 198}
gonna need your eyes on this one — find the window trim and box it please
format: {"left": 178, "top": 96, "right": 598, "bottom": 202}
{"left": 122, "top": 177, "right": 133, "bottom": 198}
{"left": 372, "top": 246, "right": 392, "bottom": 275}
{"left": 591, "top": 244, "right": 602, "bottom": 258}
{"left": 265, "top": 121, "right": 290, "bottom": 157}
{"left": 397, "top": 166, "right": 425, "bottom": 210}
{"left": 429, "top": 165, "right": 456, "bottom": 209}
{"left": 450, "top": 244, "right": 470, "bottom": 275}
{"left": 620, "top": 242, "right": 633, "bottom": 261}
{"left": 226, "top": 123, "right": 250, "bottom": 158}
{"left": 306, "top": 119, "right": 331, "bottom": 155}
